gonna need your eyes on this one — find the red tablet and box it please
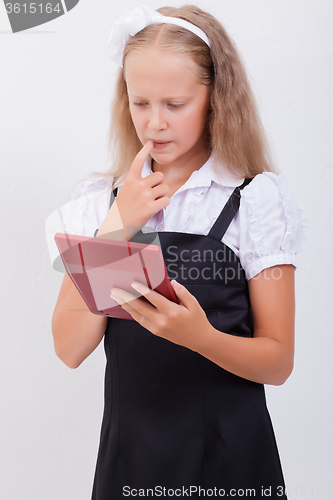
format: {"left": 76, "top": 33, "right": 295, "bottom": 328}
{"left": 54, "top": 233, "right": 180, "bottom": 320}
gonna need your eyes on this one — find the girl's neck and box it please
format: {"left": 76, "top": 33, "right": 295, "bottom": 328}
{"left": 151, "top": 149, "right": 210, "bottom": 184}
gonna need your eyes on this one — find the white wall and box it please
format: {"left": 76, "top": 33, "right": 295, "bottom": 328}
{"left": 0, "top": 1, "right": 332, "bottom": 499}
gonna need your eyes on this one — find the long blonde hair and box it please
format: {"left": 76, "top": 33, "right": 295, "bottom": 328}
{"left": 103, "top": 5, "right": 276, "bottom": 187}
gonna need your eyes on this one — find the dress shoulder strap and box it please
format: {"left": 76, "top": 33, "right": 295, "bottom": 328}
{"left": 207, "top": 178, "right": 253, "bottom": 242}
{"left": 109, "top": 186, "right": 118, "bottom": 208}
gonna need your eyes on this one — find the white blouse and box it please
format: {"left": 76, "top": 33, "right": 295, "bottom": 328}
{"left": 45, "top": 155, "right": 308, "bottom": 280}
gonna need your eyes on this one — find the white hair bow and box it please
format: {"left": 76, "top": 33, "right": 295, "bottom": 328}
{"left": 107, "top": 4, "right": 210, "bottom": 67}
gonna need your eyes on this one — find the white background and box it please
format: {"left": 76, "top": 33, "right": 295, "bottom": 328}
{"left": 0, "top": 0, "right": 332, "bottom": 499}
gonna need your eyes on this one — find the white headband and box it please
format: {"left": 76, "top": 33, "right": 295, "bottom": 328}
{"left": 108, "top": 4, "right": 210, "bottom": 67}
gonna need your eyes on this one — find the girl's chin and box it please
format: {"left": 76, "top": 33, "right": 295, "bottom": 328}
{"left": 150, "top": 154, "right": 175, "bottom": 167}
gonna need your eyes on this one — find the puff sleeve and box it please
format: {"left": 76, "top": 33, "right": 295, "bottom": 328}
{"left": 238, "top": 172, "right": 309, "bottom": 280}
{"left": 62, "top": 175, "right": 114, "bottom": 236}
{"left": 45, "top": 174, "right": 114, "bottom": 271}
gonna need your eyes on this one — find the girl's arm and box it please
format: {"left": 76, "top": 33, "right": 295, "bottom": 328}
{"left": 52, "top": 274, "right": 108, "bottom": 369}
{"left": 52, "top": 141, "right": 170, "bottom": 368}
{"left": 195, "top": 264, "right": 295, "bottom": 385}
{"left": 110, "top": 264, "right": 295, "bottom": 386}
{"left": 52, "top": 196, "right": 128, "bottom": 368}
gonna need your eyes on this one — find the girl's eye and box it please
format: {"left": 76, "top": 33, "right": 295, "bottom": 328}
{"left": 132, "top": 102, "right": 184, "bottom": 108}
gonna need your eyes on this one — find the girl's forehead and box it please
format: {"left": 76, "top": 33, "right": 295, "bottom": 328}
{"left": 126, "top": 46, "right": 197, "bottom": 69}
{"left": 125, "top": 47, "right": 201, "bottom": 88}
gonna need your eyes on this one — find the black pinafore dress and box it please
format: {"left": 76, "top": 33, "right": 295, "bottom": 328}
{"left": 91, "top": 180, "right": 287, "bottom": 499}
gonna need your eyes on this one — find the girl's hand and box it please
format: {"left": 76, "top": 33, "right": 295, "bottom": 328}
{"left": 115, "top": 141, "right": 170, "bottom": 231}
{"left": 110, "top": 280, "right": 213, "bottom": 351}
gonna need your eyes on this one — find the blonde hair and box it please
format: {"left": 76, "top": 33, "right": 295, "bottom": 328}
{"left": 103, "top": 4, "right": 276, "bottom": 187}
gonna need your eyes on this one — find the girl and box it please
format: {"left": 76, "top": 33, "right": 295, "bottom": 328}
{"left": 51, "top": 4, "right": 307, "bottom": 499}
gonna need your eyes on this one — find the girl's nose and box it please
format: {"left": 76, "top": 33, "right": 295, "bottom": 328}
{"left": 148, "top": 106, "right": 167, "bottom": 131}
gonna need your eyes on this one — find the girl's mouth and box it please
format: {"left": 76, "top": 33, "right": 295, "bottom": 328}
{"left": 153, "top": 141, "right": 171, "bottom": 149}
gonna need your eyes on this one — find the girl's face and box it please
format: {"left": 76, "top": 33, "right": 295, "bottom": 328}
{"left": 125, "top": 47, "right": 210, "bottom": 171}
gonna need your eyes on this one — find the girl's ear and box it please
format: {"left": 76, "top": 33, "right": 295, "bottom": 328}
{"left": 206, "top": 101, "right": 213, "bottom": 114}
{"left": 207, "top": 86, "right": 213, "bottom": 111}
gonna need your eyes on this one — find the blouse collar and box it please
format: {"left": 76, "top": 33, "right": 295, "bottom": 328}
{"left": 119, "top": 155, "right": 245, "bottom": 189}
